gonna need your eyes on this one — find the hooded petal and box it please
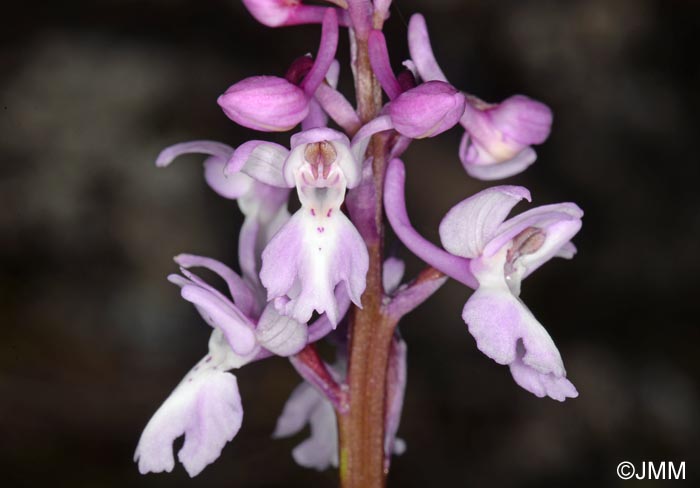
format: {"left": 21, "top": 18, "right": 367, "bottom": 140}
{"left": 134, "top": 369, "right": 243, "bottom": 477}
{"left": 484, "top": 202, "right": 583, "bottom": 277}
{"left": 226, "top": 140, "right": 290, "bottom": 187}
{"left": 438, "top": 186, "right": 531, "bottom": 259}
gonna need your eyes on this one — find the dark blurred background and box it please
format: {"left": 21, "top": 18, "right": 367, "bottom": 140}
{"left": 2, "top": 0, "right": 699, "bottom": 486}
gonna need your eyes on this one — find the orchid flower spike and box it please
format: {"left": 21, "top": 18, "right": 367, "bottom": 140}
{"left": 408, "top": 13, "right": 553, "bottom": 180}
{"left": 228, "top": 127, "right": 368, "bottom": 326}
{"left": 218, "top": 8, "right": 339, "bottom": 132}
{"left": 385, "top": 158, "right": 582, "bottom": 401}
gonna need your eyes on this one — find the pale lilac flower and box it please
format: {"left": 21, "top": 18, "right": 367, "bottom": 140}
{"left": 408, "top": 13, "right": 553, "bottom": 180}
{"left": 134, "top": 329, "right": 248, "bottom": 477}
{"left": 218, "top": 9, "right": 339, "bottom": 132}
{"left": 228, "top": 127, "right": 368, "bottom": 326}
{"left": 170, "top": 253, "right": 308, "bottom": 357}
{"left": 273, "top": 376, "right": 340, "bottom": 470}
{"left": 384, "top": 158, "right": 581, "bottom": 401}
{"left": 155, "top": 140, "right": 290, "bottom": 288}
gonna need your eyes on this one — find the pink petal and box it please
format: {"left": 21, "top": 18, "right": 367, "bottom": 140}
{"left": 382, "top": 257, "right": 405, "bottom": 294}
{"left": 462, "top": 285, "right": 566, "bottom": 380}
{"left": 510, "top": 350, "right": 578, "bottom": 402}
{"left": 407, "top": 14, "right": 448, "bottom": 82}
{"left": 174, "top": 254, "right": 259, "bottom": 318}
{"left": 438, "top": 185, "right": 531, "bottom": 259}
{"left": 485, "top": 202, "right": 583, "bottom": 277}
{"left": 155, "top": 140, "right": 233, "bottom": 168}
{"left": 203, "top": 157, "right": 254, "bottom": 199}
{"left": 226, "top": 140, "right": 290, "bottom": 187}
{"left": 368, "top": 30, "right": 402, "bottom": 100}
{"left": 134, "top": 369, "right": 243, "bottom": 477}
{"left": 460, "top": 135, "right": 537, "bottom": 181}
{"left": 180, "top": 285, "right": 258, "bottom": 355}
{"left": 300, "top": 9, "right": 339, "bottom": 95}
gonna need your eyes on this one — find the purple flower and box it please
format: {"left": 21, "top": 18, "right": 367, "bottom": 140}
{"left": 228, "top": 127, "right": 368, "bottom": 326}
{"left": 366, "top": 29, "right": 465, "bottom": 139}
{"left": 242, "top": 0, "right": 344, "bottom": 28}
{"left": 155, "top": 140, "right": 291, "bottom": 288}
{"left": 384, "top": 158, "right": 581, "bottom": 401}
{"left": 408, "top": 13, "right": 552, "bottom": 180}
{"left": 170, "top": 253, "right": 308, "bottom": 357}
{"left": 218, "top": 9, "right": 339, "bottom": 132}
{"left": 458, "top": 94, "right": 553, "bottom": 180}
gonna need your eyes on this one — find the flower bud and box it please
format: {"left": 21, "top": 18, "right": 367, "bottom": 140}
{"left": 242, "top": 0, "right": 327, "bottom": 27}
{"left": 388, "top": 81, "right": 466, "bottom": 139}
{"left": 218, "top": 76, "right": 309, "bottom": 132}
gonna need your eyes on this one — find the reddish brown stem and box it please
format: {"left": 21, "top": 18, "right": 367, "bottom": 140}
{"left": 337, "top": 23, "right": 393, "bottom": 488}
